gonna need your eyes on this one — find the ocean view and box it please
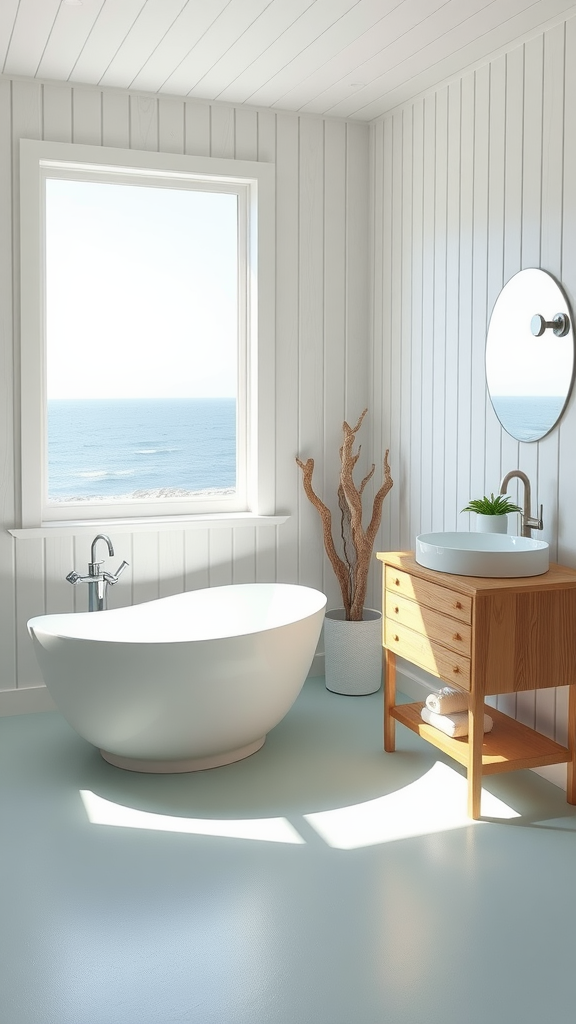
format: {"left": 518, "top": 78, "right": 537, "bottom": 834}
{"left": 47, "top": 397, "right": 236, "bottom": 501}
{"left": 489, "top": 395, "right": 565, "bottom": 442}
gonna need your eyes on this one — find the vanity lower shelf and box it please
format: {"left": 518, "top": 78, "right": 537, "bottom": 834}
{"left": 393, "top": 702, "right": 571, "bottom": 775}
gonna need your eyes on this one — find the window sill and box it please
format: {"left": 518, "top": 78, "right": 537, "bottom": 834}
{"left": 9, "top": 513, "right": 289, "bottom": 539}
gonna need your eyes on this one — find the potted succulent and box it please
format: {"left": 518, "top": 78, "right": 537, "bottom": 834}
{"left": 296, "top": 409, "right": 393, "bottom": 694}
{"left": 461, "top": 492, "right": 521, "bottom": 534}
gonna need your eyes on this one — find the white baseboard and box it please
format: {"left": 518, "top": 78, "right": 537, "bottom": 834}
{"left": 0, "top": 685, "right": 57, "bottom": 717}
{"left": 395, "top": 661, "right": 567, "bottom": 793}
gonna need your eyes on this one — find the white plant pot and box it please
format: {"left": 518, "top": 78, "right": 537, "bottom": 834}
{"left": 475, "top": 513, "right": 508, "bottom": 534}
{"left": 324, "top": 608, "right": 382, "bottom": 695}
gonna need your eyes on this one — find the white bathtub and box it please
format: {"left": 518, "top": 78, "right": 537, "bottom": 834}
{"left": 28, "top": 583, "right": 326, "bottom": 773}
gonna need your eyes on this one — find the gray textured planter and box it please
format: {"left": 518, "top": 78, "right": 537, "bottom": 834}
{"left": 324, "top": 608, "right": 382, "bottom": 695}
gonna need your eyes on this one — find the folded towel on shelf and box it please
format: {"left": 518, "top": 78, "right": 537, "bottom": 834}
{"left": 425, "top": 686, "right": 469, "bottom": 715}
{"left": 421, "top": 705, "right": 494, "bottom": 739}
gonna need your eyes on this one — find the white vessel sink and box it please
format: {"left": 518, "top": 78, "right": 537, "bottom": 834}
{"left": 415, "top": 531, "right": 549, "bottom": 578}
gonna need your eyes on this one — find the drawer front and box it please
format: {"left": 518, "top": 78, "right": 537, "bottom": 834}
{"left": 384, "top": 619, "right": 471, "bottom": 689}
{"left": 385, "top": 567, "right": 472, "bottom": 625}
{"left": 385, "top": 592, "right": 471, "bottom": 656}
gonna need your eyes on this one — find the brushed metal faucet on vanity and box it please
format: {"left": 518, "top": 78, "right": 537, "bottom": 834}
{"left": 500, "top": 470, "right": 544, "bottom": 538}
{"left": 66, "top": 534, "right": 129, "bottom": 611}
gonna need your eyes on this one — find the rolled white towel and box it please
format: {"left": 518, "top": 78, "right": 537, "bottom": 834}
{"left": 425, "top": 686, "right": 469, "bottom": 715}
{"left": 421, "top": 705, "right": 493, "bottom": 739}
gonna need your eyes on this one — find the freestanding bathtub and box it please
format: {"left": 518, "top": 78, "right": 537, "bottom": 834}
{"left": 28, "top": 583, "right": 326, "bottom": 773}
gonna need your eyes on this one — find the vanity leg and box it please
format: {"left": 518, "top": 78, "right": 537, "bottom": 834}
{"left": 384, "top": 648, "right": 396, "bottom": 752}
{"left": 567, "top": 684, "right": 576, "bottom": 805}
{"left": 467, "top": 690, "right": 484, "bottom": 820}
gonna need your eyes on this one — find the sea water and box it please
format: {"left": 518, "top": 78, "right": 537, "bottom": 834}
{"left": 47, "top": 397, "right": 236, "bottom": 501}
{"left": 489, "top": 395, "right": 565, "bottom": 442}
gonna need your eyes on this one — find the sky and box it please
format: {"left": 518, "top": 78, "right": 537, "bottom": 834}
{"left": 46, "top": 178, "right": 238, "bottom": 400}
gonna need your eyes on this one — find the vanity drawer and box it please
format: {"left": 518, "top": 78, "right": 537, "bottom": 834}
{"left": 385, "top": 592, "right": 471, "bottom": 656}
{"left": 384, "top": 619, "right": 471, "bottom": 689}
{"left": 385, "top": 567, "right": 472, "bottom": 625}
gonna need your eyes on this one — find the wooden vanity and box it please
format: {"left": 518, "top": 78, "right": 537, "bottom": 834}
{"left": 377, "top": 551, "right": 576, "bottom": 818}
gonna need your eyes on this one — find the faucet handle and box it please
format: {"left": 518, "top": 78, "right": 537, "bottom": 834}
{"left": 107, "top": 560, "right": 130, "bottom": 585}
{"left": 525, "top": 505, "right": 544, "bottom": 531}
{"left": 66, "top": 570, "right": 81, "bottom": 585}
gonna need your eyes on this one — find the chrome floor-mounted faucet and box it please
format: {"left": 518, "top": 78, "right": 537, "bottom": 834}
{"left": 66, "top": 534, "right": 129, "bottom": 611}
{"left": 500, "top": 470, "right": 544, "bottom": 538}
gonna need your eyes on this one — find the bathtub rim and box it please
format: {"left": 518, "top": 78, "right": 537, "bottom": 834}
{"left": 27, "top": 582, "right": 327, "bottom": 645}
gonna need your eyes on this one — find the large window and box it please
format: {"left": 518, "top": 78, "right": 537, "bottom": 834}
{"left": 19, "top": 140, "right": 275, "bottom": 528}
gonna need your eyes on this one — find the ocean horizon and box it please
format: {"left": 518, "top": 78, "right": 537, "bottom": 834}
{"left": 489, "top": 394, "right": 564, "bottom": 442}
{"left": 47, "top": 397, "right": 236, "bottom": 502}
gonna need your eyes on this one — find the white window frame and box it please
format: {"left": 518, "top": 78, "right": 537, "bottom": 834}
{"left": 19, "top": 139, "right": 275, "bottom": 529}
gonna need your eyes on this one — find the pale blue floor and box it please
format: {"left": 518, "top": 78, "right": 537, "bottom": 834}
{"left": 1, "top": 678, "right": 576, "bottom": 1024}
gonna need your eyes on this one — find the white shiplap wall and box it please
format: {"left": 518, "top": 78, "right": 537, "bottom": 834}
{"left": 0, "top": 77, "right": 371, "bottom": 705}
{"left": 371, "top": 17, "right": 576, "bottom": 764}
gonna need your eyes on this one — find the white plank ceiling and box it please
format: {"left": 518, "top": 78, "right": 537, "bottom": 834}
{"left": 2, "top": 0, "right": 576, "bottom": 121}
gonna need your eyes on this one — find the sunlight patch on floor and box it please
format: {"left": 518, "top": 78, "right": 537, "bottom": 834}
{"left": 303, "top": 762, "right": 521, "bottom": 849}
{"left": 80, "top": 790, "right": 306, "bottom": 844}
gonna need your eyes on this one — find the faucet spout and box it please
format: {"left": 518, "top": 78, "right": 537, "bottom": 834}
{"left": 500, "top": 470, "right": 543, "bottom": 538}
{"left": 91, "top": 533, "right": 114, "bottom": 563}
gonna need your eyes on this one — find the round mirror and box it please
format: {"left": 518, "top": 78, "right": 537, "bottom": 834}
{"left": 486, "top": 268, "right": 575, "bottom": 442}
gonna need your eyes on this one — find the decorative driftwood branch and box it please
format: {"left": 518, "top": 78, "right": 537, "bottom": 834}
{"left": 296, "top": 409, "right": 393, "bottom": 621}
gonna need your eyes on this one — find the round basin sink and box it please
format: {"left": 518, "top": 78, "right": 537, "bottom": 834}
{"left": 415, "top": 531, "right": 549, "bottom": 578}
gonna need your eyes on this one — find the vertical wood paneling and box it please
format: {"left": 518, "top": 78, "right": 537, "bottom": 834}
{"left": 399, "top": 106, "right": 413, "bottom": 552}
{"left": 373, "top": 19, "right": 576, "bottom": 779}
{"left": 130, "top": 94, "right": 159, "bottom": 151}
{"left": 158, "top": 531, "right": 185, "bottom": 597}
{"left": 420, "top": 94, "right": 436, "bottom": 534}
{"left": 15, "top": 540, "right": 44, "bottom": 686}
{"left": 43, "top": 84, "right": 72, "bottom": 141}
{"left": 370, "top": 120, "right": 385, "bottom": 580}
{"left": 499, "top": 46, "right": 523, "bottom": 502}
{"left": 158, "top": 96, "right": 184, "bottom": 154}
{"left": 184, "top": 529, "right": 209, "bottom": 592}
{"left": 0, "top": 79, "right": 17, "bottom": 689}
{"left": 208, "top": 529, "right": 233, "bottom": 587}
{"left": 232, "top": 526, "right": 256, "bottom": 584}
{"left": 484, "top": 56, "right": 506, "bottom": 506}
{"left": 323, "top": 117, "right": 346, "bottom": 585}
{"left": 234, "top": 107, "right": 257, "bottom": 160}
{"left": 408, "top": 103, "right": 423, "bottom": 550}
{"left": 389, "top": 114, "right": 402, "bottom": 548}
{"left": 184, "top": 102, "right": 210, "bottom": 156}
{"left": 210, "top": 104, "right": 234, "bottom": 158}
{"left": 443, "top": 81, "right": 461, "bottom": 532}
{"left": 345, "top": 121, "right": 370, "bottom": 421}
{"left": 469, "top": 65, "right": 490, "bottom": 506}
{"left": 72, "top": 88, "right": 102, "bottom": 144}
{"left": 274, "top": 113, "right": 300, "bottom": 589}
{"left": 432, "top": 87, "right": 448, "bottom": 532}
{"left": 102, "top": 90, "right": 130, "bottom": 147}
{"left": 45, "top": 537, "right": 75, "bottom": 614}
{"left": 380, "top": 117, "right": 394, "bottom": 549}
{"left": 257, "top": 109, "right": 276, "bottom": 163}
{"left": 455, "top": 73, "right": 474, "bottom": 529}
{"left": 130, "top": 533, "right": 159, "bottom": 607}
{"left": 298, "top": 117, "right": 325, "bottom": 592}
